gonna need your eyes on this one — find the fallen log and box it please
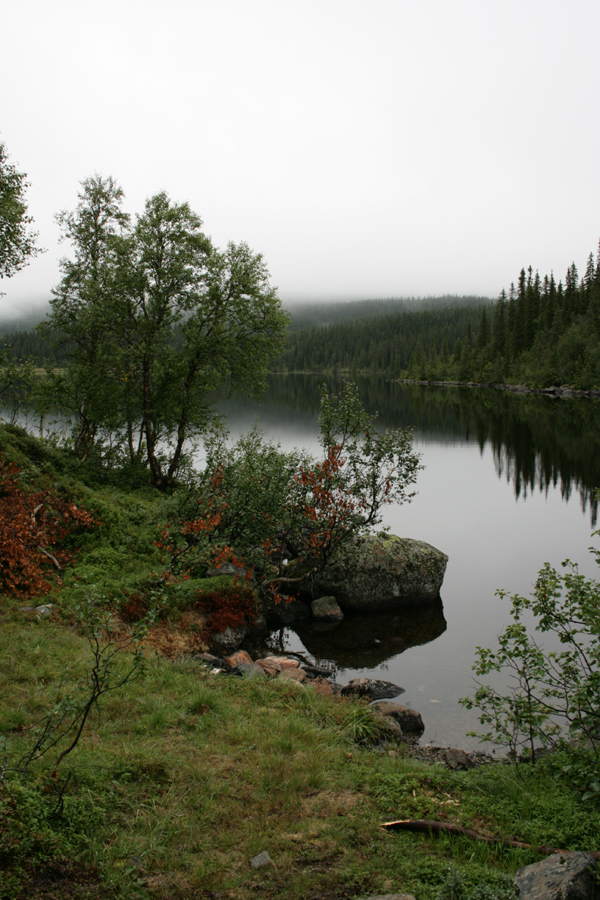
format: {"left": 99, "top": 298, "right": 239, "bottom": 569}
{"left": 381, "top": 819, "right": 600, "bottom": 858}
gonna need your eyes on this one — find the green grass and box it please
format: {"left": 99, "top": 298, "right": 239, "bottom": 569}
{"left": 2, "top": 610, "right": 599, "bottom": 900}
{"left": 1, "top": 424, "right": 599, "bottom": 899}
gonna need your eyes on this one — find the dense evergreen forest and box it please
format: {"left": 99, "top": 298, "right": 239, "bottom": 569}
{"left": 286, "top": 294, "right": 490, "bottom": 331}
{"left": 1, "top": 296, "right": 491, "bottom": 373}
{"left": 0, "top": 326, "right": 64, "bottom": 365}
{"left": 4, "top": 245, "right": 600, "bottom": 390}
{"left": 404, "top": 247, "right": 600, "bottom": 389}
{"left": 277, "top": 299, "right": 491, "bottom": 374}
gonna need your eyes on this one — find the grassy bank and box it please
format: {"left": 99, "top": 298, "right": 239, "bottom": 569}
{"left": 4, "top": 608, "right": 600, "bottom": 900}
{"left": 1, "top": 424, "right": 599, "bottom": 899}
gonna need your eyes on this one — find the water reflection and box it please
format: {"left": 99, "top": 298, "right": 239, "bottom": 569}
{"left": 219, "top": 375, "right": 599, "bottom": 746}
{"left": 286, "top": 598, "right": 448, "bottom": 670}
{"left": 223, "top": 376, "right": 600, "bottom": 524}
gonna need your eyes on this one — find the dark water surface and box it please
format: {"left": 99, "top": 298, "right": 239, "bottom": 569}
{"left": 218, "top": 376, "right": 600, "bottom": 750}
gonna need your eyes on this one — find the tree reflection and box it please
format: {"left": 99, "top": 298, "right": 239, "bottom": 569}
{"left": 225, "top": 376, "right": 600, "bottom": 525}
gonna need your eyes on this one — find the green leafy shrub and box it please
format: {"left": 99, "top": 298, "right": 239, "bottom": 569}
{"left": 461, "top": 537, "right": 600, "bottom": 803}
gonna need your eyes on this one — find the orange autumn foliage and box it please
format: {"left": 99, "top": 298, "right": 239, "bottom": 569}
{"left": 0, "top": 457, "right": 96, "bottom": 599}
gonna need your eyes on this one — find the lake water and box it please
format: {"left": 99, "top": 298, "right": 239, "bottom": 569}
{"left": 217, "top": 376, "right": 600, "bottom": 750}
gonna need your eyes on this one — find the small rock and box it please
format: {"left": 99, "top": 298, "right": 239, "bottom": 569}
{"left": 515, "top": 851, "right": 598, "bottom": 900}
{"left": 250, "top": 850, "right": 273, "bottom": 869}
{"left": 207, "top": 562, "right": 249, "bottom": 578}
{"left": 209, "top": 625, "right": 247, "bottom": 654}
{"left": 233, "top": 661, "right": 266, "bottom": 679}
{"left": 19, "top": 604, "right": 53, "bottom": 617}
{"left": 193, "top": 651, "right": 227, "bottom": 670}
{"left": 255, "top": 658, "right": 282, "bottom": 677}
{"left": 310, "top": 681, "right": 334, "bottom": 695}
{"left": 302, "top": 664, "right": 335, "bottom": 678}
{"left": 224, "top": 650, "right": 253, "bottom": 668}
{"left": 255, "top": 656, "right": 299, "bottom": 676}
{"left": 441, "top": 748, "right": 474, "bottom": 770}
{"left": 409, "top": 744, "right": 496, "bottom": 767}
{"left": 311, "top": 595, "right": 344, "bottom": 622}
{"left": 273, "top": 657, "right": 300, "bottom": 670}
{"left": 278, "top": 668, "right": 307, "bottom": 683}
{"left": 341, "top": 678, "right": 405, "bottom": 701}
{"left": 377, "top": 717, "right": 404, "bottom": 740}
{"left": 369, "top": 701, "right": 425, "bottom": 735}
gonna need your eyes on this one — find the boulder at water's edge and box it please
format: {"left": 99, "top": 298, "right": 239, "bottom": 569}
{"left": 298, "top": 534, "right": 448, "bottom": 612}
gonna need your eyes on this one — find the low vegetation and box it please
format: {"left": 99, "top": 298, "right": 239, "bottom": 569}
{"left": 1, "top": 420, "right": 599, "bottom": 899}
{"left": 2, "top": 609, "right": 600, "bottom": 900}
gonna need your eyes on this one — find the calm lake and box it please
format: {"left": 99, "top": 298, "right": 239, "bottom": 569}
{"left": 217, "top": 376, "right": 600, "bottom": 750}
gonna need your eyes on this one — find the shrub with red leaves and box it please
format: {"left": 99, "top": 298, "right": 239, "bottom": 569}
{"left": 197, "top": 584, "right": 257, "bottom": 637}
{"left": 0, "top": 457, "right": 96, "bottom": 599}
{"left": 119, "top": 592, "right": 150, "bottom": 623}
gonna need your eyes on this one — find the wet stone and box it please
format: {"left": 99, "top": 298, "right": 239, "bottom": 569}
{"left": 341, "top": 677, "right": 405, "bottom": 701}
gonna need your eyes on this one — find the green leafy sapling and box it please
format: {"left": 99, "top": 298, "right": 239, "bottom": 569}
{"left": 461, "top": 537, "right": 600, "bottom": 801}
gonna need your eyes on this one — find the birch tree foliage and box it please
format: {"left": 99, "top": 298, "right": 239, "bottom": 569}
{"left": 46, "top": 176, "right": 289, "bottom": 487}
{"left": 0, "top": 140, "right": 41, "bottom": 286}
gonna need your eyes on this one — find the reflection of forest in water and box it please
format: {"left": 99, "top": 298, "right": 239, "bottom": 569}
{"left": 223, "top": 375, "right": 600, "bottom": 525}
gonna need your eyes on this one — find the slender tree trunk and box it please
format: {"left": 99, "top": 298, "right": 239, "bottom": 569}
{"left": 127, "top": 419, "right": 135, "bottom": 464}
{"left": 142, "top": 360, "right": 164, "bottom": 488}
{"left": 165, "top": 360, "right": 199, "bottom": 487}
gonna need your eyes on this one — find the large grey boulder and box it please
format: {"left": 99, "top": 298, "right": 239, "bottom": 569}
{"left": 515, "top": 852, "right": 598, "bottom": 900}
{"left": 299, "top": 534, "right": 448, "bottom": 612}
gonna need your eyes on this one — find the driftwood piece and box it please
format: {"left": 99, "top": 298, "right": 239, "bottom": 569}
{"left": 381, "top": 819, "right": 600, "bottom": 859}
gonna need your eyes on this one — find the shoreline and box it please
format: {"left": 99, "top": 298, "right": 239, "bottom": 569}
{"left": 393, "top": 378, "right": 600, "bottom": 399}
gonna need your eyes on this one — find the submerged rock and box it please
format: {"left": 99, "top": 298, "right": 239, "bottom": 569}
{"left": 296, "top": 534, "right": 448, "bottom": 612}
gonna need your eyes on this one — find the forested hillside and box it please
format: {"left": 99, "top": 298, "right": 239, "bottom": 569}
{"left": 286, "top": 294, "right": 490, "bottom": 331}
{"left": 277, "top": 303, "right": 490, "bottom": 375}
{"left": 404, "top": 247, "right": 600, "bottom": 389}
{"left": 2, "top": 296, "right": 491, "bottom": 374}
{"left": 5, "top": 249, "right": 600, "bottom": 391}
{"left": 0, "top": 326, "right": 64, "bottom": 365}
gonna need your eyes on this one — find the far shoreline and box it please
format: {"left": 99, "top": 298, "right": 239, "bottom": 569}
{"left": 393, "top": 378, "right": 600, "bottom": 399}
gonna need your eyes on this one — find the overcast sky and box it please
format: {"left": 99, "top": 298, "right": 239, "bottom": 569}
{"left": 1, "top": 0, "right": 599, "bottom": 318}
